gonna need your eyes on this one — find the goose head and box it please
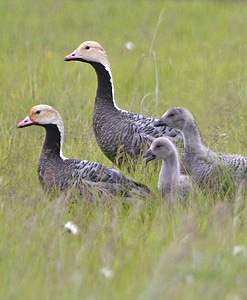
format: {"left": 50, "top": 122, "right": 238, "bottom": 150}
{"left": 17, "top": 105, "right": 63, "bottom": 130}
{"left": 64, "top": 41, "right": 110, "bottom": 69}
{"left": 154, "top": 107, "right": 193, "bottom": 131}
{"left": 144, "top": 137, "right": 177, "bottom": 164}
{"left": 18, "top": 105, "right": 67, "bottom": 160}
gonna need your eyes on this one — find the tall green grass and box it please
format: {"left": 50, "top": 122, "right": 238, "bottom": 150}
{"left": 2, "top": 1, "right": 247, "bottom": 299}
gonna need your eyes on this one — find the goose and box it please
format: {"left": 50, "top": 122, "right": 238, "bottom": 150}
{"left": 64, "top": 41, "right": 181, "bottom": 169}
{"left": 17, "top": 105, "right": 154, "bottom": 201}
{"left": 144, "top": 137, "right": 192, "bottom": 201}
{"left": 154, "top": 107, "right": 247, "bottom": 193}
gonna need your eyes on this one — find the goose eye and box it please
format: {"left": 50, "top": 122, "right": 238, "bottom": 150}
{"left": 85, "top": 46, "right": 90, "bottom": 50}
{"left": 35, "top": 110, "right": 41, "bottom": 114}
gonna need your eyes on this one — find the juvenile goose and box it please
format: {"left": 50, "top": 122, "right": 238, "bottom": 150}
{"left": 144, "top": 137, "right": 192, "bottom": 200}
{"left": 17, "top": 105, "right": 153, "bottom": 201}
{"left": 154, "top": 107, "right": 247, "bottom": 193}
{"left": 64, "top": 41, "right": 181, "bottom": 169}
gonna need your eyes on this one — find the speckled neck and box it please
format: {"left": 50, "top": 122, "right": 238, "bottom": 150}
{"left": 182, "top": 120, "right": 203, "bottom": 151}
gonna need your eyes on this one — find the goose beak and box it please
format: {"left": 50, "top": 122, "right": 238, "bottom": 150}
{"left": 153, "top": 118, "right": 167, "bottom": 127}
{"left": 143, "top": 150, "right": 156, "bottom": 164}
{"left": 17, "top": 116, "right": 33, "bottom": 128}
{"left": 64, "top": 50, "right": 81, "bottom": 61}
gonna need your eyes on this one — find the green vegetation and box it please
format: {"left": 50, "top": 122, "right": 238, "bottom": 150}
{"left": 1, "top": 1, "right": 247, "bottom": 299}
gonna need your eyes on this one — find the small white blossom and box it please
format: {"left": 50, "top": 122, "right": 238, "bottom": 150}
{"left": 64, "top": 221, "right": 79, "bottom": 235}
{"left": 125, "top": 41, "right": 135, "bottom": 51}
{"left": 232, "top": 245, "right": 247, "bottom": 256}
{"left": 101, "top": 266, "right": 114, "bottom": 279}
{"left": 185, "top": 274, "right": 195, "bottom": 285}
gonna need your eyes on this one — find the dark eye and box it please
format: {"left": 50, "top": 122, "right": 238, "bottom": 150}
{"left": 35, "top": 110, "right": 41, "bottom": 114}
{"left": 169, "top": 113, "right": 175, "bottom": 117}
{"left": 85, "top": 45, "right": 90, "bottom": 50}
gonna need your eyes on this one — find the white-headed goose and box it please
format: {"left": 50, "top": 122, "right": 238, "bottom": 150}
{"left": 64, "top": 41, "right": 181, "bottom": 169}
{"left": 17, "top": 105, "right": 154, "bottom": 201}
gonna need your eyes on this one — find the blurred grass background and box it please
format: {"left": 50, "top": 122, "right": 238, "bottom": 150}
{"left": 1, "top": 0, "right": 247, "bottom": 299}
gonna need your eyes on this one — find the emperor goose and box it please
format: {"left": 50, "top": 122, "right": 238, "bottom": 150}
{"left": 144, "top": 137, "right": 192, "bottom": 201}
{"left": 17, "top": 105, "right": 153, "bottom": 201}
{"left": 154, "top": 107, "right": 247, "bottom": 193}
{"left": 64, "top": 41, "right": 181, "bottom": 169}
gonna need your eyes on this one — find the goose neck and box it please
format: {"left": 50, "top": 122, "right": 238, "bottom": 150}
{"left": 182, "top": 121, "right": 203, "bottom": 151}
{"left": 160, "top": 156, "right": 180, "bottom": 185}
{"left": 41, "top": 124, "right": 64, "bottom": 159}
{"left": 90, "top": 61, "right": 117, "bottom": 108}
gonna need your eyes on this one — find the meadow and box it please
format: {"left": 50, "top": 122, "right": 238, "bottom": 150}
{"left": 1, "top": 0, "right": 247, "bottom": 299}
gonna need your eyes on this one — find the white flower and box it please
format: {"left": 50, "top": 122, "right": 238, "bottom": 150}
{"left": 64, "top": 221, "right": 79, "bottom": 235}
{"left": 185, "top": 274, "right": 195, "bottom": 285}
{"left": 125, "top": 42, "right": 135, "bottom": 51}
{"left": 101, "top": 266, "right": 114, "bottom": 279}
{"left": 232, "top": 245, "right": 247, "bottom": 256}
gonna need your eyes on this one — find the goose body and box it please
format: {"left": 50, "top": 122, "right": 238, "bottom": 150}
{"left": 64, "top": 41, "right": 181, "bottom": 169}
{"left": 17, "top": 105, "right": 153, "bottom": 201}
{"left": 144, "top": 137, "right": 192, "bottom": 200}
{"left": 154, "top": 107, "right": 247, "bottom": 192}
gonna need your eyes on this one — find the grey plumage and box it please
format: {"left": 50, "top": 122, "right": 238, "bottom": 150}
{"left": 17, "top": 105, "right": 154, "bottom": 201}
{"left": 154, "top": 107, "right": 247, "bottom": 193}
{"left": 144, "top": 137, "right": 192, "bottom": 201}
{"left": 64, "top": 41, "right": 181, "bottom": 169}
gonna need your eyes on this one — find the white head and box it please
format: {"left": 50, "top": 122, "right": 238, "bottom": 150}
{"left": 17, "top": 104, "right": 67, "bottom": 159}
{"left": 64, "top": 41, "right": 111, "bottom": 72}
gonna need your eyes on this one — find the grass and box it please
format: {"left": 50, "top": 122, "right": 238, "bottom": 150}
{"left": 2, "top": 0, "right": 247, "bottom": 299}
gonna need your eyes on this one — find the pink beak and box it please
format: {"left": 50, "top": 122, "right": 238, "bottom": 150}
{"left": 64, "top": 50, "right": 81, "bottom": 61}
{"left": 17, "top": 116, "right": 33, "bottom": 128}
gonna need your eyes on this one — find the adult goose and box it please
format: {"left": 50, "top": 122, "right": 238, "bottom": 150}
{"left": 17, "top": 105, "right": 153, "bottom": 201}
{"left": 144, "top": 137, "right": 192, "bottom": 201}
{"left": 154, "top": 107, "right": 247, "bottom": 194}
{"left": 64, "top": 41, "right": 181, "bottom": 169}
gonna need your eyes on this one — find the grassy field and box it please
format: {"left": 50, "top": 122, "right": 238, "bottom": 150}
{"left": 2, "top": 0, "right": 247, "bottom": 299}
